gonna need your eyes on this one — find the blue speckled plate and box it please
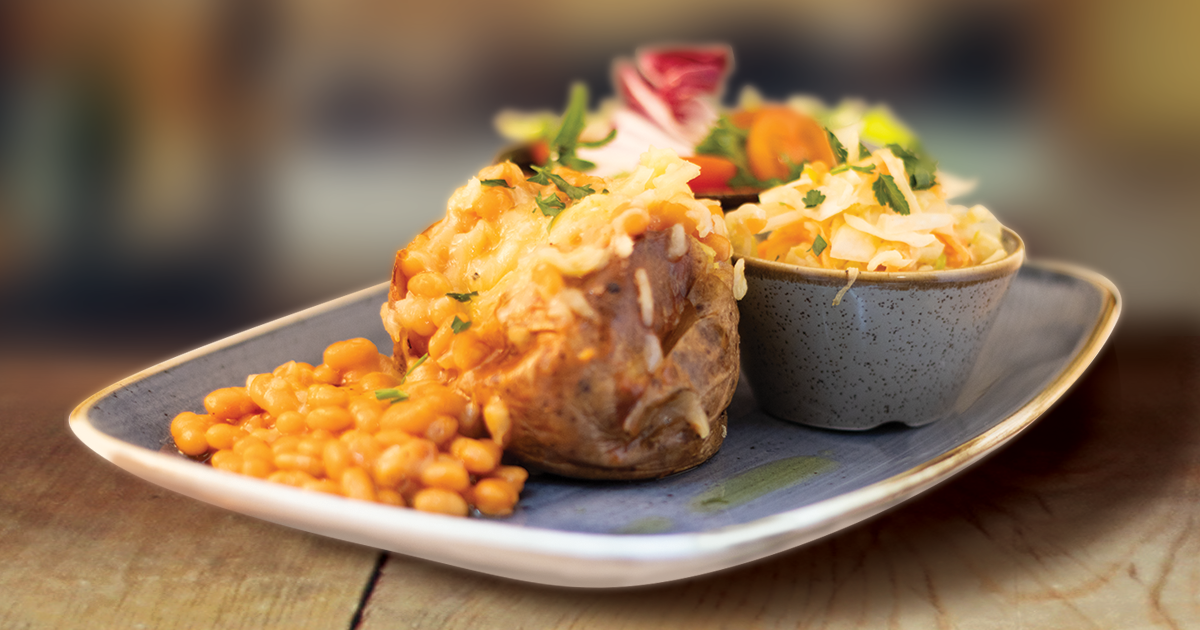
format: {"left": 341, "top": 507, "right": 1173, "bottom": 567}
{"left": 70, "top": 260, "right": 1119, "bottom": 588}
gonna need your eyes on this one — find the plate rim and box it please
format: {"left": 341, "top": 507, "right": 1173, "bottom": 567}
{"left": 68, "top": 259, "right": 1121, "bottom": 587}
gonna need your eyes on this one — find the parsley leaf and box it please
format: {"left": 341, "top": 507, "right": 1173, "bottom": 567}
{"left": 858, "top": 142, "right": 872, "bottom": 160}
{"left": 696, "top": 116, "right": 758, "bottom": 187}
{"left": 872, "top": 174, "right": 911, "bottom": 215}
{"left": 450, "top": 316, "right": 471, "bottom": 334}
{"left": 530, "top": 165, "right": 595, "bottom": 200}
{"left": 886, "top": 144, "right": 938, "bottom": 191}
{"left": 849, "top": 164, "right": 876, "bottom": 174}
{"left": 374, "top": 388, "right": 409, "bottom": 402}
{"left": 535, "top": 193, "right": 565, "bottom": 217}
{"left": 480, "top": 178, "right": 511, "bottom": 188}
{"left": 542, "top": 82, "right": 602, "bottom": 172}
{"left": 826, "top": 129, "right": 848, "bottom": 164}
{"left": 446, "top": 291, "right": 477, "bottom": 302}
{"left": 578, "top": 128, "right": 617, "bottom": 149}
{"left": 812, "top": 234, "right": 828, "bottom": 257}
{"left": 404, "top": 353, "right": 428, "bottom": 379}
{"left": 803, "top": 189, "right": 826, "bottom": 208}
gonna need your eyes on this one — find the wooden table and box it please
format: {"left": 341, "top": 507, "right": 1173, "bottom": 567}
{"left": 2, "top": 326, "right": 1196, "bottom": 629}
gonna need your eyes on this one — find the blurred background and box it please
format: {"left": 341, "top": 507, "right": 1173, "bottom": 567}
{"left": 2, "top": 0, "right": 1198, "bottom": 355}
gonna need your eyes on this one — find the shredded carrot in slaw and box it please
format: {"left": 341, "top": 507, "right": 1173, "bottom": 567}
{"left": 725, "top": 141, "right": 1007, "bottom": 272}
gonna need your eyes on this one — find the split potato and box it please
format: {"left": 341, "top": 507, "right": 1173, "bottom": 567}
{"left": 382, "top": 149, "right": 742, "bottom": 479}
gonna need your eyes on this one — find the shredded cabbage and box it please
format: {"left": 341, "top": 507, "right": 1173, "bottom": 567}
{"left": 726, "top": 140, "right": 1007, "bottom": 272}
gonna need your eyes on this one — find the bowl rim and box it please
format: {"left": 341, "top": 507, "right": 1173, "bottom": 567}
{"left": 737, "top": 226, "right": 1025, "bottom": 285}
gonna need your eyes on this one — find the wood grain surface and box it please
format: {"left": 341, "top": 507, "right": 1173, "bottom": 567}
{"left": 0, "top": 353, "right": 380, "bottom": 630}
{"left": 2, "top": 330, "right": 1196, "bottom": 629}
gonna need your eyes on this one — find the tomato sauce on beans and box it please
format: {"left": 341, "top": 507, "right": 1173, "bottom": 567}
{"left": 170, "top": 337, "right": 525, "bottom": 517}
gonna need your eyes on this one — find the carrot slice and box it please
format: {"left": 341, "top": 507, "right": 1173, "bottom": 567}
{"left": 745, "top": 106, "right": 836, "bottom": 182}
{"left": 683, "top": 155, "right": 738, "bottom": 192}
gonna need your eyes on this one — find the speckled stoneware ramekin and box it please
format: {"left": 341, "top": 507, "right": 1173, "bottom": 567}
{"left": 737, "top": 228, "right": 1025, "bottom": 430}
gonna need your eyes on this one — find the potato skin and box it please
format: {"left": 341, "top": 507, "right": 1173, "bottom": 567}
{"left": 453, "top": 230, "right": 740, "bottom": 479}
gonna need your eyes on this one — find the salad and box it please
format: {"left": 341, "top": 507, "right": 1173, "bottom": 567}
{"left": 496, "top": 45, "right": 1009, "bottom": 272}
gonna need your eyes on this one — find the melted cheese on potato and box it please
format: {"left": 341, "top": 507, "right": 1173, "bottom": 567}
{"left": 384, "top": 148, "right": 732, "bottom": 381}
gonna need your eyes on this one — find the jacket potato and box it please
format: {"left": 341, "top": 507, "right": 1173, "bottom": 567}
{"left": 381, "top": 148, "right": 743, "bottom": 479}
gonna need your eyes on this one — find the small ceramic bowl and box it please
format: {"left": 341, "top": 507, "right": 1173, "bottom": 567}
{"left": 737, "top": 227, "right": 1025, "bottom": 430}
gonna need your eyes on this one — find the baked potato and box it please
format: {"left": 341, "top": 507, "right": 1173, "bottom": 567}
{"left": 381, "top": 148, "right": 743, "bottom": 479}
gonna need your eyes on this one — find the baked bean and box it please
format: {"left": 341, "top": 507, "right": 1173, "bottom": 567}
{"left": 274, "top": 361, "right": 316, "bottom": 388}
{"left": 241, "top": 457, "right": 275, "bottom": 479}
{"left": 313, "top": 363, "right": 339, "bottom": 385}
{"left": 449, "top": 437, "right": 501, "bottom": 475}
{"left": 204, "top": 387, "right": 259, "bottom": 420}
{"left": 489, "top": 466, "right": 529, "bottom": 494}
{"left": 306, "top": 406, "right": 354, "bottom": 432}
{"left": 248, "top": 374, "right": 300, "bottom": 418}
{"left": 171, "top": 412, "right": 212, "bottom": 456}
{"left": 412, "top": 488, "right": 468, "bottom": 517}
{"left": 323, "top": 338, "right": 380, "bottom": 372}
{"left": 269, "top": 470, "right": 316, "bottom": 487}
{"left": 377, "top": 489, "right": 405, "bottom": 507}
{"left": 348, "top": 397, "right": 385, "bottom": 433}
{"left": 483, "top": 395, "right": 511, "bottom": 447}
{"left": 210, "top": 449, "right": 242, "bottom": 473}
{"left": 380, "top": 398, "right": 436, "bottom": 435}
{"left": 275, "top": 410, "right": 306, "bottom": 435}
{"left": 358, "top": 372, "right": 399, "bottom": 392}
{"left": 322, "top": 440, "right": 352, "bottom": 482}
{"left": 172, "top": 337, "right": 526, "bottom": 517}
{"left": 341, "top": 467, "right": 377, "bottom": 502}
{"left": 271, "top": 435, "right": 302, "bottom": 454}
{"left": 205, "top": 423, "right": 246, "bottom": 451}
{"left": 307, "top": 383, "right": 348, "bottom": 409}
{"left": 374, "top": 430, "right": 413, "bottom": 448}
{"left": 250, "top": 427, "right": 278, "bottom": 443}
{"left": 344, "top": 433, "right": 382, "bottom": 469}
{"left": 424, "top": 414, "right": 459, "bottom": 447}
{"left": 471, "top": 478, "right": 519, "bottom": 516}
{"left": 419, "top": 456, "right": 470, "bottom": 493}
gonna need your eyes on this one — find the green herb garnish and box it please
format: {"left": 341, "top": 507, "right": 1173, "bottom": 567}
{"left": 849, "top": 164, "right": 876, "bottom": 174}
{"left": 826, "top": 129, "right": 848, "bottom": 164}
{"left": 404, "top": 353, "right": 428, "bottom": 379}
{"left": 480, "top": 178, "right": 511, "bottom": 188}
{"left": 812, "top": 234, "right": 829, "bottom": 257}
{"left": 535, "top": 193, "right": 565, "bottom": 218}
{"left": 886, "top": 144, "right": 938, "bottom": 191}
{"left": 446, "top": 291, "right": 477, "bottom": 302}
{"left": 578, "top": 128, "right": 617, "bottom": 149}
{"left": 450, "top": 316, "right": 471, "bottom": 334}
{"left": 695, "top": 116, "right": 758, "bottom": 187}
{"left": 872, "top": 174, "right": 911, "bottom": 215}
{"left": 539, "top": 82, "right": 613, "bottom": 172}
{"left": 374, "top": 388, "right": 409, "bottom": 402}
{"left": 858, "top": 142, "right": 872, "bottom": 160}
{"left": 803, "top": 189, "right": 826, "bottom": 208}
{"left": 529, "top": 165, "right": 595, "bottom": 200}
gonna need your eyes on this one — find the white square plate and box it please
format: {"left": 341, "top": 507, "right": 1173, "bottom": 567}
{"left": 70, "top": 260, "right": 1119, "bottom": 587}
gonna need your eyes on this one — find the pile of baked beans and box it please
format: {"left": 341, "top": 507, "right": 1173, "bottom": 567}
{"left": 170, "top": 337, "right": 525, "bottom": 517}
